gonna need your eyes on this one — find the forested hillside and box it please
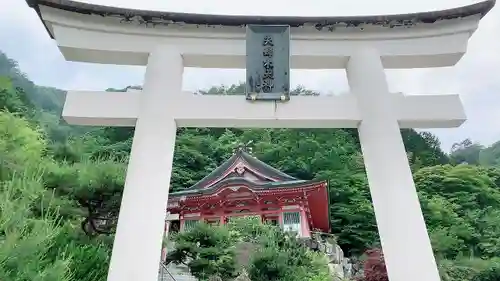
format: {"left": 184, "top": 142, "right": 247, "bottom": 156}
{"left": 1, "top": 50, "right": 500, "bottom": 281}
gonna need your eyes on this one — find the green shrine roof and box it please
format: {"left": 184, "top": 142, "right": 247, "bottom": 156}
{"left": 170, "top": 147, "right": 323, "bottom": 197}
{"left": 170, "top": 178, "right": 323, "bottom": 197}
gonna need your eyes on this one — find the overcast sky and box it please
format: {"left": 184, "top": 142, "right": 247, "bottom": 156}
{"left": 1, "top": 0, "right": 499, "bottom": 151}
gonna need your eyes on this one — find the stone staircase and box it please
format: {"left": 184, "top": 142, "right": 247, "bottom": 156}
{"left": 158, "top": 262, "right": 197, "bottom": 281}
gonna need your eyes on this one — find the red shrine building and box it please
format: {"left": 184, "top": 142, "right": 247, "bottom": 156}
{"left": 164, "top": 148, "right": 330, "bottom": 238}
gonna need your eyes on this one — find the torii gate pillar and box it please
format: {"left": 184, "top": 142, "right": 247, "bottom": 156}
{"left": 347, "top": 47, "right": 440, "bottom": 280}
{"left": 106, "top": 49, "right": 181, "bottom": 281}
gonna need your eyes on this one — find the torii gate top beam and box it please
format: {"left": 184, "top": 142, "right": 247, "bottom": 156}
{"left": 26, "top": 0, "right": 494, "bottom": 30}
{"left": 26, "top": 0, "right": 495, "bottom": 69}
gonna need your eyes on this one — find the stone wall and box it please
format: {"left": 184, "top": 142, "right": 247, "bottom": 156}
{"left": 301, "top": 232, "right": 358, "bottom": 280}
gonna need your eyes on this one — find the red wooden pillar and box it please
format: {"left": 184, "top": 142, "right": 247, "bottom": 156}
{"left": 179, "top": 214, "right": 184, "bottom": 231}
{"left": 299, "top": 207, "right": 310, "bottom": 237}
{"left": 278, "top": 210, "right": 284, "bottom": 228}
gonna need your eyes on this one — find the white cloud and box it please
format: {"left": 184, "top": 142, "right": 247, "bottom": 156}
{"left": 1, "top": 0, "right": 499, "bottom": 151}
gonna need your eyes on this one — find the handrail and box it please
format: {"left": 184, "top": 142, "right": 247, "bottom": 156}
{"left": 159, "top": 262, "right": 178, "bottom": 281}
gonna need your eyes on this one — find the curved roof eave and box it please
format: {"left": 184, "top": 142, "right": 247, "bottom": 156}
{"left": 186, "top": 150, "right": 297, "bottom": 191}
{"left": 170, "top": 178, "right": 326, "bottom": 197}
{"left": 27, "top": 0, "right": 495, "bottom": 39}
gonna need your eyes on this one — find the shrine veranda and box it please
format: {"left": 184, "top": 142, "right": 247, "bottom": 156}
{"left": 26, "top": 0, "right": 495, "bottom": 281}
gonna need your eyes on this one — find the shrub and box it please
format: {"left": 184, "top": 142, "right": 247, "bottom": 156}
{"left": 49, "top": 223, "right": 111, "bottom": 281}
{"left": 249, "top": 226, "right": 331, "bottom": 281}
{"left": 438, "top": 257, "right": 500, "bottom": 281}
{"left": 473, "top": 265, "right": 500, "bottom": 281}
{"left": 227, "top": 216, "right": 273, "bottom": 243}
{"left": 167, "top": 223, "right": 238, "bottom": 280}
{"left": 249, "top": 247, "right": 293, "bottom": 281}
{"left": 0, "top": 174, "right": 72, "bottom": 281}
{"left": 0, "top": 111, "right": 46, "bottom": 180}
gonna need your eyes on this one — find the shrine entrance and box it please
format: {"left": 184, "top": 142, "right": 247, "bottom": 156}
{"left": 262, "top": 214, "right": 279, "bottom": 226}
{"left": 27, "top": 1, "right": 495, "bottom": 280}
{"left": 205, "top": 218, "right": 220, "bottom": 226}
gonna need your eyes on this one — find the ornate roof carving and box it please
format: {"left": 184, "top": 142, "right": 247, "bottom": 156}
{"left": 175, "top": 148, "right": 304, "bottom": 194}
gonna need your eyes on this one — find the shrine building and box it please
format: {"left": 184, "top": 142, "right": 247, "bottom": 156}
{"left": 165, "top": 147, "right": 330, "bottom": 237}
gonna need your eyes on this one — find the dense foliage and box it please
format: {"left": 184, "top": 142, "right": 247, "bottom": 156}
{"left": 167, "top": 223, "right": 239, "bottom": 280}
{"left": 167, "top": 217, "right": 331, "bottom": 281}
{"left": 247, "top": 228, "right": 331, "bottom": 281}
{"left": 1, "top": 50, "right": 500, "bottom": 281}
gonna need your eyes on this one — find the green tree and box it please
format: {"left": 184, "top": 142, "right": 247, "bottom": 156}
{"left": 166, "top": 223, "right": 239, "bottom": 280}
{"left": 248, "top": 226, "right": 330, "bottom": 281}
{"left": 450, "top": 139, "right": 484, "bottom": 165}
{"left": 478, "top": 140, "right": 500, "bottom": 167}
{"left": 472, "top": 264, "right": 500, "bottom": 281}
{"left": 0, "top": 173, "right": 72, "bottom": 281}
{"left": 0, "top": 111, "right": 46, "bottom": 180}
{"left": 415, "top": 164, "right": 500, "bottom": 258}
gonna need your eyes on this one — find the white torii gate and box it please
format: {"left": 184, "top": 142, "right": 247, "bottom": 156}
{"left": 27, "top": 1, "right": 495, "bottom": 281}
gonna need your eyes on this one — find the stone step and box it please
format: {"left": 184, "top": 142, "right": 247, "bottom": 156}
{"left": 159, "top": 273, "right": 196, "bottom": 281}
{"left": 158, "top": 263, "right": 197, "bottom": 281}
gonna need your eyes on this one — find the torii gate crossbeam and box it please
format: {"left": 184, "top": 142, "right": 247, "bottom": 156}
{"left": 63, "top": 91, "right": 465, "bottom": 129}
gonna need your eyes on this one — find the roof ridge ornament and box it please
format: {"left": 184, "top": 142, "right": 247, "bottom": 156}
{"left": 233, "top": 140, "right": 254, "bottom": 155}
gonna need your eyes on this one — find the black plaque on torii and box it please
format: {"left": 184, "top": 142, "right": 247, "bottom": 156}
{"left": 246, "top": 25, "right": 291, "bottom": 102}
